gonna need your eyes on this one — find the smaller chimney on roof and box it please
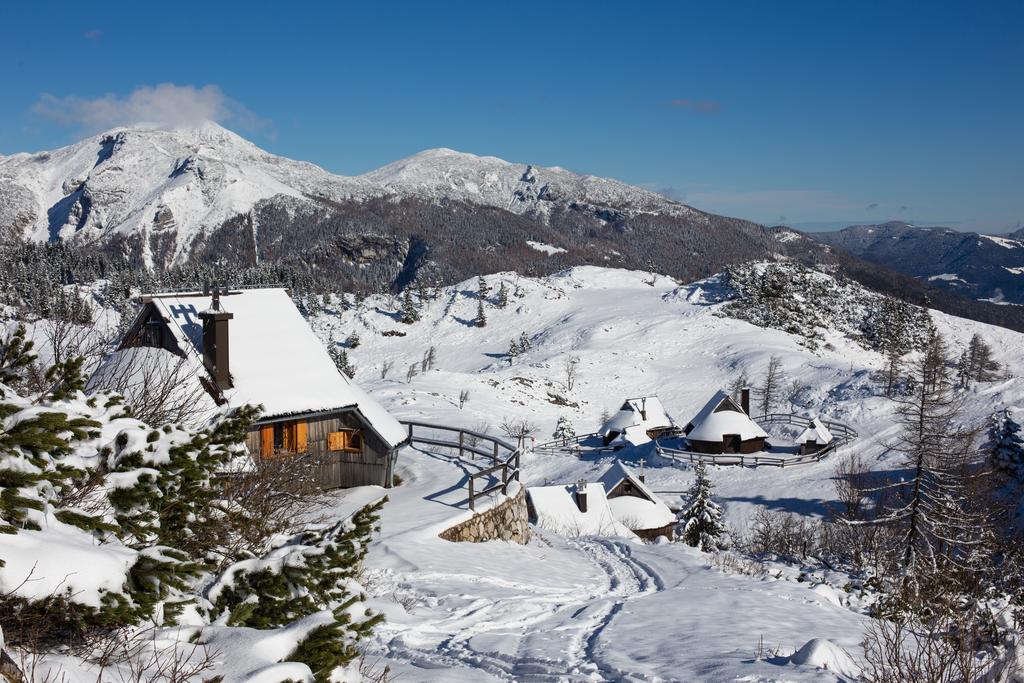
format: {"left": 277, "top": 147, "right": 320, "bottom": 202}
{"left": 741, "top": 388, "right": 750, "bottom": 416}
{"left": 638, "top": 458, "right": 646, "bottom": 483}
{"left": 574, "top": 479, "right": 588, "bottom": 513}
{"left": 199, "top": 284, "right": 233, "bottom": 391}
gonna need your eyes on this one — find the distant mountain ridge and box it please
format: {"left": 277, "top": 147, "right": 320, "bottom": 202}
{"left": 2, "top": 123, "right": 1024, "bottom": 333}
{"left": 817, "top": 221, "right": 1024, "bottom": 306}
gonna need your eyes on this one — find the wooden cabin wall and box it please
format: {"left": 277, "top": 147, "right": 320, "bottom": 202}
{"left": 246, "top": 409, "right": 395, "bottom": 489}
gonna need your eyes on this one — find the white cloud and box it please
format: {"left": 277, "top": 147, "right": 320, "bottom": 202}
{"left": 32, "top": 83, "right": 269, "bottom": 133}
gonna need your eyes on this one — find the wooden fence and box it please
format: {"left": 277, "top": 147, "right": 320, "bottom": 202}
{"left": 401, "top": 421, "right": 523, "bottom": 511}
{"left": 656, "top": 413, "right": 858, "bottom": 468}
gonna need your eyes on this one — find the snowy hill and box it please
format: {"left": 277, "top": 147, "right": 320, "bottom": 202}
{"left": 4, "top": 264, "right": 1023, "bottom": 681}
{"left": 307, "top": 265, "right": 1024, "bottom": 680}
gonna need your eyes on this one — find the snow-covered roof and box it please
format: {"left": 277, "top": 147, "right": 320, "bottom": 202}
{"left": 796, "top": 417, "right": 833, "bottom": 445}
{"left": 686, "top": 390, "right": 767, "bottom": 442}
{"left": 527, "top": 483, "right": 636, "bottom": 538}
{"left": 598, "top": 460, "right": 657, "bottom": 502}
{"left": 598, "top": 461, "right": 675, "bottom": 530}
{"left": 600, "top": 396, "right": 675, "bottom": 446}
{"left": 123, "top": 288, "right": 406, "bottom": 447}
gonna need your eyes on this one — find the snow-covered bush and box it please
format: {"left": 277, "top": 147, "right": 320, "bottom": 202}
{"left": 552, "top": 416, "right": 576, "bottom": 445}
{"left": 1, "top": 348, "right": 384, "bottom": 677}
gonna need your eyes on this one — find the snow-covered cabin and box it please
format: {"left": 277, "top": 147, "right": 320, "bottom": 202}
{"left": 91, "top": 287, "right": 407, "bottom": 488}
{"left": 525, "top": 482, "right": 635, "bottom": 538}
{"left": 796, "top": 417, "right": 833, "bottom": 455}
{"left": 598, "top": 461, "right": 675, "bottom": 539}
{"left": 600, "top": 396, "right": 677, "bottom": 447}
{"left": 683, "top": 390, "right": 768, "bottom": 454}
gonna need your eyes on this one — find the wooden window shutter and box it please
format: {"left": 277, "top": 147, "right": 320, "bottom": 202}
{"left": 295, "top": 420, "right": 308, "bottom": 453}
{"left": 282, "top": 422, "right": 294, "bottom": 452}
{"left": 260, "top": 424, "right": 274, "bottom": 458}
{"left": 328, "top": 431, "right": 345, "bottom": 451}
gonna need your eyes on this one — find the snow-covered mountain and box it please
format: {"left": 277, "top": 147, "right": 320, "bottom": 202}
{"left": 0, "top": 122, "right": 693, "bottom": 267}
{"left": 5, "top": 123, "right": 1024, "bottom": 335}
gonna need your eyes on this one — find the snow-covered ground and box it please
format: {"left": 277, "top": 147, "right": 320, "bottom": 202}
{"left": 306, "top": 266, "right": 1024, "bottom": 681}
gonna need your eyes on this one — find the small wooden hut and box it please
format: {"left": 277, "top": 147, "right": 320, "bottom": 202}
{"left": 598, "top": 461, "right": 675, "bottom": 540}
{"left": 797, "top": 417, "right": 833, "bottom": 455}
{"left": 683, "top": 390, "right": 768, "bottom": 454}
{"left": 599, "top": 396, "right": 677, "bottom": 447}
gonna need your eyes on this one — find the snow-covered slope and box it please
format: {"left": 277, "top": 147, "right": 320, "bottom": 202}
{"left": 302, "top": 265, "right": 1024, "bottom": 680}
{"left": 0, "top": 123, "right": 695, "bottom": 267}
{"left": 312, "top": 265, "right": 1024, "bottom": 525}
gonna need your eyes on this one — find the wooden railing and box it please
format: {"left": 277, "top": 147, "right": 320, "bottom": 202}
{"left": 401, "top": 421, "right": 523, "bottom": 511}
{"left": 656, "top": 413, "right": 858, "bottom": 468}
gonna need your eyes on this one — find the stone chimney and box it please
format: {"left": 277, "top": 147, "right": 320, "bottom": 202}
{"left": 574, "top": 479, "right": 588, "bottom": 513}
{"left": 741, "top": 388, "right": 750, "bottom": 415}
{"left": 199, "top": 285, "right": 233, "bottom": 391}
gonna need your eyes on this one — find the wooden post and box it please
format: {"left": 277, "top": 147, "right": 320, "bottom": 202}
{"left": 468, "top": 476, "right": 475, "bottom": 511}
{"left": 459, "top": 430, "right": 465, "bottom": 460}
{"left": 501, "top": 464, "right": 508, "bottom": 495}
{"left": 408, "top": 423, "right": 414, "bottom": 442}
{"left": 493, "top": 441, "right": 499, "bottom": 465}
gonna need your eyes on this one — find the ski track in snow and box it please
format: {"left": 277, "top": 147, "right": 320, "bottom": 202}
{"left": 381, "top": 533, "right": 666, "bottom": 681}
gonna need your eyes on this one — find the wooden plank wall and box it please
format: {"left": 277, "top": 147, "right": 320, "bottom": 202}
{"left": 244, "top": 409, "right": 394, "bottom": 489}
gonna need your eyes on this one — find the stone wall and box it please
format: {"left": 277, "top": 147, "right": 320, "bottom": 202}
{"left": 439, "top": 486, "right": 530, "bottom": 544}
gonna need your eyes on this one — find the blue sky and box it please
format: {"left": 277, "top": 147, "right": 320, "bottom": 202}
{"left": 1, "top": 1, "right": 1021, "bottom": 231}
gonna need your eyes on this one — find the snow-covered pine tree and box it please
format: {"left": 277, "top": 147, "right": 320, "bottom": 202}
{"left": 552, "top": 416, "right": 576, "bottom": 445}
{"left": 496, "top": 281, "right": 509, "bottom": 308}
{"left": 956, "top": 349, "right": 972, "bottom": 388}
{"left": 518, "top": 331, "right": 531, "bottom": 352}
{"left": 400, "top": 288, "right": 420, "bottom": 324}
{"left": 475, "top": 297, "right": 487, "bottom": 327}
{"left": 0, "top": 324, "right": 35, "bottom": 390}
{"left": 679, "top": 462, "right": 727, "bottom": 552}
{"left": 346, "top": 331, "right": 361, "bottom": 349}
{"left": 507, "top": 339, "right": 519, "bottom": 364}
{"left": 990, "top": 409, "right": 1024, "bottom": 479}
{"left": 477, "top": 275, "right": 490, "bottom": 303}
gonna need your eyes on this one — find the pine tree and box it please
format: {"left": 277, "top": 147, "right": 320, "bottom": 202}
{"left": 477, "top": 275, "right": 490, "bottom": 302}
{"left": 864, "top": 328, "right": 989, "bottom": 583}
{"left": 496, "top": 281, "right": 509, "bottom": 308}
{"left": 400, "top": 288, "right": 420, "bottom": 324}
{"left": 965, "top": 333, "right": 1000, "bottom": 383}
{"left": 990, "top": 409, "right": 1024, "bottom": 479}
{"left": 727, "top": 371, "right": 749, "bottom": 404}
{"left": 552, "top": 416, "right": 576, "bottom": 445}
{"left": 507, "top": 339, "right": 519, "bottom": 364}
{"left": 329, "top": 346, "right": 355, "bottom": 379}
{"left": 0, "top": 325, "right": 36, "bottom": 391}
{"left": 956, "top": 349, "right": 971, "bottom": 388}
{"left": 518, "top": 331, "right": 531, "bottom": 352}
{"left": 475, "top": 297, "right": 487, "bottom": 327}
{"left": 346, "top": 331, "right": 361, "bottom": 349}
{"left": 755, "top": 355, "right": 785, "bottom": 418}
{"left": 679, "top": 462, "right": 727, "bottom": 551}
